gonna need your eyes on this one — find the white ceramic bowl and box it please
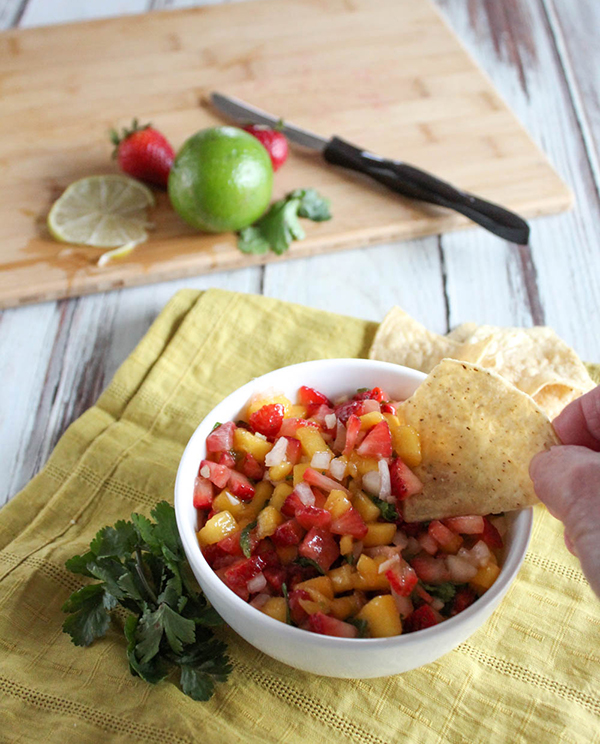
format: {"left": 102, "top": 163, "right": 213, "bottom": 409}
{"left": 174, "top": 358, "right": 532, "bottom": 678}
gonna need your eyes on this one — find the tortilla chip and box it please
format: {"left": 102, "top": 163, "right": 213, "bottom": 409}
{"left": 446, "top": 322, "right": 478, "bottom": 343}
{"left": 400, "top": 359, "right": 559, "bottom": 522}
{"left": 368, "top": 307, "right": 459, "bottom": 373}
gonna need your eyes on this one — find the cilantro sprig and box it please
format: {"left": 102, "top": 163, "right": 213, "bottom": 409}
{"left": 62, "top": 502, "right": 231, "bottom": 701}
{"left": 368, "top": 495, "right": 399, "bottom": 522}
{"left": 238, "top": 188, "right": 331, "bottom": 255}
{"left": 422, "top": 582, "right": 457, "bottom": 605}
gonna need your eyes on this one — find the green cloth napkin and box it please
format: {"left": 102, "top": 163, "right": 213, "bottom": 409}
{"left": 0, "top": 288, "right": 598, "bottom": 744}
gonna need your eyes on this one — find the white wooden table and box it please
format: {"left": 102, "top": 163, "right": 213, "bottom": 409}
{"left": 1, "top": 0, "right": 599, "bottom": 508}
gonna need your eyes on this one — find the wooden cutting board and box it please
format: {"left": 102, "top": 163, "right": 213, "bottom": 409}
{"left": 0, "top": 0, "right": 572, "bottom": 309}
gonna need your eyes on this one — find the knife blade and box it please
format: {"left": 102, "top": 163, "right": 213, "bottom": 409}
{"left": 210, "top": 92, "right": 530, "bottom": 245}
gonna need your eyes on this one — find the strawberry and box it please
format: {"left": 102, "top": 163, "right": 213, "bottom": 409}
{"left": 403, "top": 605, "right": 439, "bottom": 632}
{"left": 272, "top": 518, "right": 305, "bottom": 547}
{"left": 428, "top": 520, "right": 463, "bottom": 554}
{"left": 288, "top": 589, "right": 311, "bottom": 625}
{"left": 239, "top": 452, "right": 265, "bottom": 481}
{"left": 385, "top": 561, "right": 418, "bottom": 597}
{"left": 381, "top": 402, "right": 396, "bottom": 415}
{"left": 355, "top": 387, "right": 388, "bottom": 403}
{"left": 227, "top": 470, "right": 255, "bottom": 501}
{"left": 249, "top": 403, "right": 285, "bottom": 439}
{"left": 206, "top": 421, "right": 236, "bottom": 453}
{"left": 479, "top": 517, "right": 504, "bottom": 549}
{"left": 243, "top": 124, "right": 288, "bottom": 171}
{"left": 218, "top": 451, "right": 236, "bottom": 469}
{"left": 263, "top": 565, "right": 286, "bottom": 593}
{"left": 217, "top": 531, "right": 245, "bottom": 557}
{"left": 334, "top": 399, "right": 364, "bottom": 424}
{"left": 199, "top": 459, "right": 231, "bottom": 489}
{"left": 303, "top": 467, "right": 350, "bottom": 495}
{"left": 308, "top": 403, "right": 335, "bottom": 428}
{"left": 443, "top": 516, "right": 485, "bottom": 535}
{"left": 278, "top": 417, "right": 316, "bottom": 437}
{"left": 308, "top": 612, "right": 359, "bottom": 638}
{"left": 389, "top": 458, "right": 423, "bottom": 500}
{"left": 281, "top": 490, "right": 311, "bottom": 518}
{"left": 193, "top": 476, "right": 214, "bottom": 510}
{"left": 295, "top": 505, "right": 333, "bottom": 531}
{"left": 222, "top": 555, "right": 267, "bottom": 600}
{"left": 110, "top": 119, "right": 174, "bottom": 188}
{"left": 330, "top": 507, "right": 368, "bottom": 540}
{"left": 356, "top": 420, "right": 392, "bottom": 459}
{"left": 342, "top": 414, "right": 361, "bottom": 456}
{"left": 410, "top": 555, "right": 450, "bottom": 584}
{"left": 298, "top": 385, "right": 332, "bottom": 408}
{"left": 450, "top": 586, "right": 478, "bottom": 616}
{"left": 299, "top": 527, "right": 340, "bottom": 572}
{"left": 285, "top": 437, "right": 302, "bottom": 465}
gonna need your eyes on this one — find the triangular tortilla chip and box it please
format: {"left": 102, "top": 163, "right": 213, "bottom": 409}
{"left": 400, "top": 359, "right": 559, "bottom": 521}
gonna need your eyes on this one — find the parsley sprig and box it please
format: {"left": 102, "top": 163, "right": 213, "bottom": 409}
{"left": 238, "top": 188, "right": 331, "bottom": 255}
{"left": 62, "top": 501, "right": 231, "bottom": 701}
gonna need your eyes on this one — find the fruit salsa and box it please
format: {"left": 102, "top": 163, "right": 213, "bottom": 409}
{"left": 194, "top": 385, "right": 506, "bottom": 639}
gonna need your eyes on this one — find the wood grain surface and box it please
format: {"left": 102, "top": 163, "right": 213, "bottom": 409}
{"left": 0, "top": 0, "right": 572, "bottom": 308}
{"left": 1, "top": 0, "right": 599, "bottom": 509}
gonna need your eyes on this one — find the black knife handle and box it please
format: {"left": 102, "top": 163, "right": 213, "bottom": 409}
{"left": 322, "top": 136, "right": 530, "bottom": 244}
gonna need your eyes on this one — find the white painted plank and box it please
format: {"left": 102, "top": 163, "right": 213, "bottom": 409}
{"left": 435, "top": 0, "right": 600, "bottom": 363}
{"left": 0, "top": 0, "right": 25, "bottom": 29}
{"left": 19, "top": 0, "right": 148, "bottom": 27}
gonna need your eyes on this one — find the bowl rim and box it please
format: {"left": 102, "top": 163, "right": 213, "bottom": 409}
{"left": 175, "top": 357, "right": 533, "bottom": 648}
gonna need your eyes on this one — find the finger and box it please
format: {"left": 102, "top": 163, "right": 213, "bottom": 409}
{"left": 553, "top": 386, "right": 600, "bottom": 451}
{"left": 564, "top": 530, "right": 578, "bottom": 557}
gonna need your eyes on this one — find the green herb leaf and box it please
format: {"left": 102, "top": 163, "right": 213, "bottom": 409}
{"left": 136, "top": 604, "right": 196, "bottom": 662}
{"left": 422, "top": 582, "right": 457, "bottom": 604}
{"left": 347, "top": 617, "right": 369, "bottom": 638}
{"left": 62, "top": 584, "right": 117, "bottom": 646}
{"left": 178, "top": 638, "right": 232, "bottom": 701}
{"left": 344, "top": 552, "right": 356, "bottom": 566}
{"left": 211, "top": 421, "right": 223, "bottom": 432}
{"left": 64, "top": 551, "right": 95, "bottom": 577}
{"left": 369, "top": 495, "right": 399, "bottom": 522}
{"left": 124, "top": 615, "right": 169, "bottom": 685}
{"left": 294, "top": 556, "right": 325, "bottom": 575}
{"left": 281, "top": 582, "right": 291, "bottom": 625}
{"left": 239, "top": 520, "right": 257, "bottom": 559}
{"left": 90, "top": 520, "right": 138, "bottom": 558}
{"left": 237, "top": 188, "right": 331, "bottom": 255}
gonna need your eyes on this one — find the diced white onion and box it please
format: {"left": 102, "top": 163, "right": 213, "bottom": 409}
{"left": 378, "top": 459, "right": 392, "bottom": 502}
{"left": 200, "top": 465, "right": 210, "bottom": 479}
{"left": 391, "top": 590, "right": 413, "bottom": 618}
{"left": 295, "top": 482, "right": 315, "bottom": 506}
{"left": 325, "top": 413, "right": 337, "bottom": 430}
{"left": 265, "top": 436, "right": 287, "bottom": 467}
{"left": 431, "top": 597, "right": 445, "bottom": 612}
{"left": 362, "top": 470, "right": 381, "bottom": 495}
{"left": 446, "top": 555, "right": 478, "bottom": 582}
{"left": 490, "top": 515, "right": 508, "bottom": 537}
{"left": 392, "top": 531, "right": 408, "bottom": 550}
{"left": 247, "top": 573, "right": 267, "bottom": 594}
{"left": 329, "top": 457, "right": 346, "bottom": 481}
{"left": 311, "top": 451, "right": 333, "bottom": 470}
{"left": 470, "top": 540, "right": 491, "bottom": 567}
{"left": 255, "top": 432, "right": 268, "bottom": 441}
{"left": 378, "top": 555, "right": 401, "bottom": 574}
{"left": 226, "top": 492, "right": 240, "bottom": 506}
{"left": 250, "top": 592, "right": 271, "bottom": 609}
{"left": 362, "top": 399, "right": 380, "bottom": 414}
{"left": 405, "top": 537, "right": 421, "bottom": 557}
{"left": 366, "top": 545, "right": 398, "bottom": 559}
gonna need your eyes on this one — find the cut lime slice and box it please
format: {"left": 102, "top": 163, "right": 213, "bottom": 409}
{"left": 48, "top": 175, "right": 155, "bottom": 249}
{"left": 97, "top": 241, "right": 139, "bottom": 267}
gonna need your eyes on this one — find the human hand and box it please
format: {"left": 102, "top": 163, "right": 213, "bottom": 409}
{"left": 530, "top": 385, "right": 600, "bottom": 598}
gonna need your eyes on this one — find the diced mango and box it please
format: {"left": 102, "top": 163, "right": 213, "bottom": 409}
{"left": 293, "top": 463, "right": 311, "bottom": 486}
{"left": 352, "top": 554, "right": 390, "bottom": 591}
{"left": 261, "top": 597, "right": 288, "bottom": 623}
{"left": 256, "top": 505, "right": 284, "bottom": 539}
{"left": 288, "top": 404, "right": 308, "bottom": 418}
{"left": 328, "top": 564, "right": 354, "bottom": 594}
{"left": 298, "top": 598, "right": 327, "bottom": 615}
{"left": 276, "top": 544, "right": 298, "bottom": 565}
{"left": 359, "top": 411, "right": 385, "bottom": 430}
{"left": 339, "top": 535, "right": 354, "bottom": 556}
{"left": 269, "top": 460, "right": 293, "bottom": 482}
{"left": 270, "top": 483, "right": 294, "bottom": 511}
{"left": 212, "top": 490, "right": 251, "bottom": 520}
{"left": 357, "top": 595, "right": 402, "bottom": 637}
{"left": 329, "top": 595, "right": 361, "bottom": 620}
{"left": 246, "top": 394, "right": 291, "bottom": 418}
{"left": 470, "top": 562, "right": 501, "bottom": 594}
{"left": 296, "top": 575, "right": 334, "bottom": 600}
{"left": 353, "top": 491, "right": 381, "bottom": 522}
{"left": 323, "top": 489, "right": 353, "bottom": 519}
{"left": 349, "top": 451, "right": 379, "bottom": 475}
{"left": 197, "top": 511, "right": 238, "bottom": 546}
{"left": 233, "top": 428, "right": 273, "bottom": 464}
{"left": 362, "top": 522, "right": 397, "bottom": 547}
{"left": 296, "top": 427, "right": 333, "bottom": 459}
{"left": 246, "top": 481, "right": 273, "bottom": 517}
{"left": 384, "top": 414, "right": 421, "bottom": 467}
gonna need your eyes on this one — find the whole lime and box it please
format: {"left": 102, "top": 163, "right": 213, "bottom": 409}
{"left": 168, "top": 126, "right": 274, "bottom": 233}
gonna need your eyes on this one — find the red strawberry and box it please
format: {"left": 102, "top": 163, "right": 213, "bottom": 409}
{"left": 222, "top": 555, "right": 267, "bottom": 599}
{"left": 403, "top": 605, "right": 439, "bottom": 632}
{"left": 206, "top": 421, "right": 236, "bottom": 453}
{"left": 443, "top": 516, "right": 485, "bottom": 535}
{"left": 330, "top": 507, "right": 368, "bottom": 539}
{"left": 334, "top": 399, "right": 364, "bottom": 424}
{"left": 239, "top": 453, "right": 265, "bottom": 481}
{"left": 381, "top": 402, "right": 396, "bottom": 415}
{"left": 389, "top": 458, "right": 423, "bottom": 500}
{"left": 281, "top": 490, "right": 311, "bottom": 518}
{"left": 218, "top": 451, "right": 236, "bottom": 469}
{"left": 249, "top": 403, "right": 285, "bottom": 439}
{"left": 217, "top": 531, "right": 245, "bottom": 557}
{"left": 199, "top": 459, "right": 230, "bottom": 489}
{"left": 278, "top": 418, "right": 317, "bottom": 437}
{"left": 342, "top": 414, "right": 361, "bottom": 456}
{"left": 410, "top": 555, "right": 450, "bottom": 584}
{"left": 355, "top": 387, "right": 388, "bottom": 403}
{"left": 285, "top": 437, "right": 302, "bottom": 465}
{"left": 243, "top": 124, "right": 288, "bottom": 171}
{"left": 385, "top": 561, "right": 418, "bottom": 597}
{"left": 479, "top": 517, "right": 503, "bottom": 549}
{"left": 450, "top": 586, "right": 478, "bottom": 616}
{"left": 263, "top": 565, "right": 287, "bottom": 593}
{"left": 308, "top": 612, "right": 359, "bottom": 638}
{"left": 193, "top": 476, "right": 214, "bottom": 509}
{"left": 298, "top": 386, "right": 332, "bottom": 409}
{"left": 299, "top": 527, "right": 340, "bottom": 573}
{"left": 288, "top": 589, "right": 311, "bottom": 625}
{"left": 356, "top": 421, "right": 392, "bottom": 459}
{"left": 227, "top": 470, "right": 255, "bottom": 502}
{"left": 428, "top": 520, "right": 463, "bottom": 554}
{"left": 303, "top": 467, "right": 350, "bottom": 495}
{"left": 295, "top": 505, "right": 332, "bottom": 531}
{"left": 272, "top": 518, "right": 306, "bottom": 547}
{"left": 110, "top": 119, "right": 174, "bottom": 188}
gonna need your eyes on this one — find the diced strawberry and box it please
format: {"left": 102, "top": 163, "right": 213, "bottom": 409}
{"left": 272, "top": 518, "right": 306, "bottom": 547}
{"left": 299, "top": 527, "right": 340, "bottom": 572}
{"left": 254, "top": 543, "right": 281, "bottom": 569}
{"left": 249, "top": 403, "right": 285, "bottom": 439}
{"left": 239, "top": 453, "right": 264, "bottom": 481}
{"left": 334, "top": 399, "right": 364, "bottom": 424}
{"left": 193, "top": 476, "right": 214, "bottom": 509}
{"left": 264, "top": 565, "right": 286, "bottom": 593}
{"left": 342, "top": 414, "right": 361, "bottom": 456}
{"left": 281, "top": 490, "right": 309, "bottom": 518}
{"left": 381, "top": 402, "right": 396, "bottom": 415}
{"left": 385, "top": 560, "right": 418, "bottom": 597}
{"left": 303, "top": 467, "right": 350, "bottom": 494}
{"left": 308, "top": 612, "right": 359, "bottom": 638}
{"left": 217, "top": 531, "right": 245, "bottom": 557}
{"left": 356, "top": 421, "right": 392, "bottom": 459}
{"left": 443, "top": 516, "right": 485, "bottom": 535}
{"left": 285, "top": 437, "right": 302, "bottom": 464}
{"left": 415, "top": 583, "right": 434, "bottom": 605}
{"left": 298, "top": 386, "right": 332, "bottom": 409}
{"left": 218, "top": 451, "right": 236, "bottom": 469}
{"left": 428, "top": 521, "right": 463, "bottom": 553}
{"left": 288, "top": 589, "right": 311, "bottom": 625}
{"left": 404, "top": 604, "right": 439, "bottom": 632}
{"left": 206, "top": 421, "right": 236, "bottom": 453}
{"left": 450, "top": 586, "right": 478, "bottom": 616}
{"left": 311, "top": 488, "right": 327, "bottom": 509}
{"left": 330, "top": 507, "right": 368, "bottom": 539}
{"left": 201, "top": 543, "right": 226, "bottom": 568}
{"left": 223, "top": 556, "right": 267, "bottom": 599}
{"left": 410, "top": 555, "right": 450, "bottom": 584}
{"left": 286, "top": 562, "right": 319, "bottom": 590}
{"left": 278, "top": 418, "right": 317, "bottom": 437}
{"left": 309, "top": 403, "right": 336, "bottom": 428}
{"left": 199, "top": 459, "right": 231, "bottom": 489}
{"left": 418, "top": 531, "right": 439, "bottom": 555}
{"left": 227, "top": 470, "right": 255, "bottom": 501}
{"left": 355, "top": 387, "right": 388, "bottom": 403}
{"left": 390, "top": 458, "right": 423, "bottom": 500}
{"left": 396, "top": 519, "right": 422, "bottom": 538}
{"left": 295, "top": 505, "right": 333, "bottom": 530}
{"left": 479, "top": 517, "right": 504, "bottom": 549}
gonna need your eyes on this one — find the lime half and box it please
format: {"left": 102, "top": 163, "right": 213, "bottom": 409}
{"left": 48, "top": 175, "right": 155, "bottom": 248}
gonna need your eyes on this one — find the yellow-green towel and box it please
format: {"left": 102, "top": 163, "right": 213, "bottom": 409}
{"left": 0, "top": 289, "right": 598, "bottom": 743}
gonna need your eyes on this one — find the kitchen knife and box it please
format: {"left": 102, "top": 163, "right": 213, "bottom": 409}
{"left": 210, "top": 92, "right": 530, "bottom": 245}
